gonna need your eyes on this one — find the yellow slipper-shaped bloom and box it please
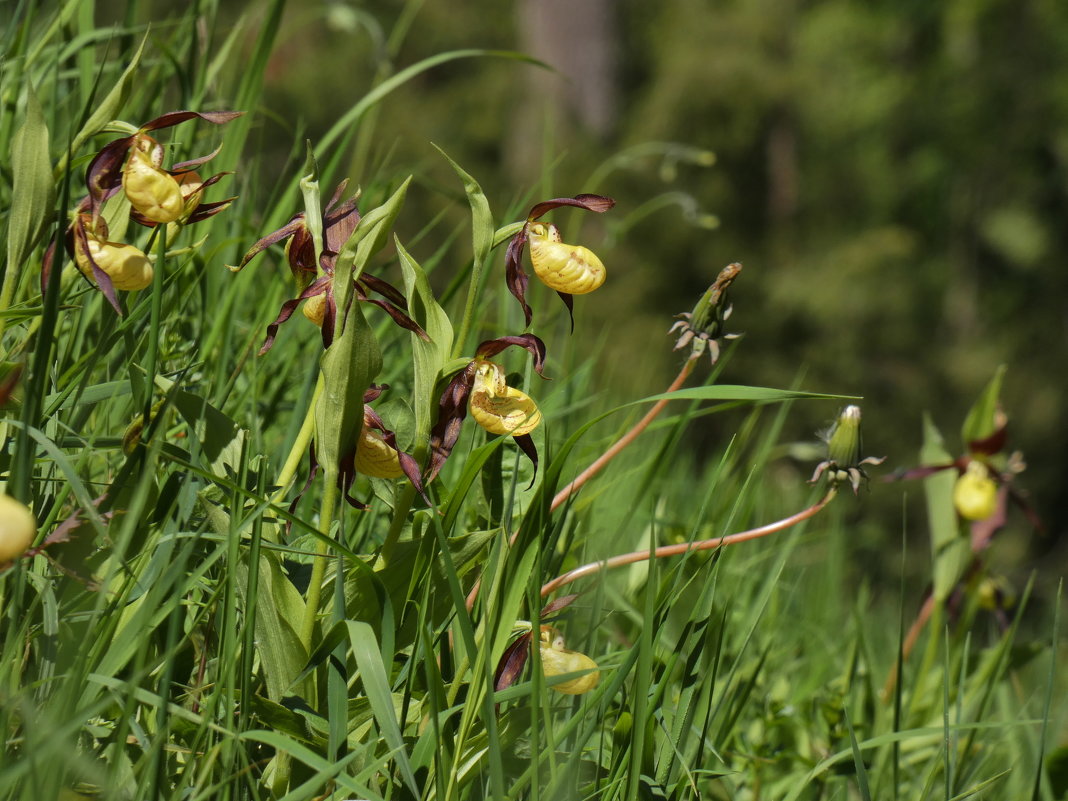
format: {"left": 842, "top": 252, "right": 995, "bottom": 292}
{"left": 539, "top": 629, "right": 599, "bottom": 695}
{"left": 469, "top": 361, "right": 541, "bottom": 436}
{"left": 0, "top": 493, "right": 36, "bottom": 563}
{"left": 123, "top": 145, "right": 185, "bottom": 224}
{"left": 527, "top": 222, "right": 606, "bottom": 295}
{"left": 953, "top": 461, "right": 997, "bottom": 520}
{"left": 354, "top": 416, "right": 405, "bottom": 479}
{"left": 75, "top": 235, "right": 154, "bottom": 291}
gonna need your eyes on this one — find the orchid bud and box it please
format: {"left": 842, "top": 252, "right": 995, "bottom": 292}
{"left": 538, "top": 628, "right": 599, "bottom": 695}
{"left": 468, "top": 360, "right": 541, "bottom": 436}
{"left": 122, "top": 145, "right": 184, "bottom": 224}
{"left": 75, "top": 234, "right": 154, "bottom": 291}
{"left": 354, "top": 416, "right": 405, "bottom": 479}
{"left": 953, "top": 460, "right": 997, "bottom": 520}
{"left": 527, "top": 222, "right": 606, "bottom": 295}
{"left": 0, "top": 493, "right": 36, "bottom": 563}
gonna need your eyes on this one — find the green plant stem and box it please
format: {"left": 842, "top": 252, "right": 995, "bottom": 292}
{"left": 539, "top": 487, "right": 838, "bottom": 597}
{"left": 464, "top": 354, "right": 700, "bottom": 611}
{"left": 300, "top": 476, "right": 338, "bottom": 654}
{"left": 142, "top": 228, "right": 166, "bottom": 417}
{"left": 270, "top": 376, "right": 323, "bottom": 507}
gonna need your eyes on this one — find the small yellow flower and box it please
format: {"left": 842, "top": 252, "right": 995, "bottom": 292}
{"left": 538, "top": 627, "right": 599, "bottom": 695}
{"left": 527, "top": 222, "right": 606, "bottom": 295}
{"left": 122, "top": 141, "right": 185, "bottom": 224}
{"left": 74, "top": 225, "right": 154, "bottom": 291}
{"left": 354, "top": 410, "right": 405, "bottom": 479}
{"left": 468, "top": 360, "right": 542, "bottom": 436}
{"left": 953, "top": 460, "right": 998, "bottom": 520}
{"left": 0, "top": 493, "right": 36, "bottom": 563}
{"left": 302, "top": 292, "right": 328, "bottom": 326}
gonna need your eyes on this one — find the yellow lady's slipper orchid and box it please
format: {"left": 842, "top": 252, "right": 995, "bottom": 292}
{"left": 469, "top": 360, "right": 542, "bottom": 436}
{"left": 354, "top": 419, "right": 405, "bottom": 479}
{"left": 302, "top": 292, "right": 328, "bottom": 326}
{"left": 0, "top": 493, "right": 36, "bottom": 563}
{"left": 527, "top": 222, "right": 606, "bottom": 295}
{"left": 953, "top": 460, "right": 998, "bottom": 520}
{"left": 122, "top": 144, "right": 185, "bottom": 224}
{"left": 74, "top": 231, "right": 154, "bottom": 291}
{"left": 538, "top": 628, "right": 599, "bottom": 695}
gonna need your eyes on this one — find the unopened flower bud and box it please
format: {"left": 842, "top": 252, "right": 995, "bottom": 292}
{"left": 469, "top": 360, "right": 541, "bottom": 436}
{"left": 0, "top": 493, "right": 36, "bottom": 562}
{"left": 811, "top": 405, "right": 885, "bottom": 493}
{"left": 539, "top": 628, "right": 599, "bottom": 695}
{"left": 953, "top": 460, "right": 997, "bottom": 520}
{"left": 827, "top": 405, "right": 862, "bottom": 467}
{"left": 75, "top": 233, "right": 154, "bottom": 291}
{"left": 123, "top": 145, "right": 184, "bottom": 224}
{"left": 527, "top": 223, "right": 606, "bottom": 295}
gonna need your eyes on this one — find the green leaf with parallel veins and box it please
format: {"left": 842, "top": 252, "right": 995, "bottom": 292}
{"left": 396, "top": 237, "right": 453, "bottom": 446}
{"left": 7, "top": 85, "right": 55, "bottom": 276}
{"left": 921, "top": 413, "right": 969, "bottom": 600}
{"left": 315, "top": 298, "right": 381, "bottom": 480}
{"left": 961, "top": 364, "right": 1006, "bottom": 447}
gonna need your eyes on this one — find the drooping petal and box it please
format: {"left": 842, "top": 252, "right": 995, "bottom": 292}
{"left": 426, "top": 366, "right": 477, "bottom": 483}
{"left": 505, "top": 226, "right": 533, "bottom": 326}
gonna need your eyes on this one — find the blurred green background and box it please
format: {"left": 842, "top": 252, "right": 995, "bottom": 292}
{"left": 103, "top": 0, "right": 1067, "bottom": 581}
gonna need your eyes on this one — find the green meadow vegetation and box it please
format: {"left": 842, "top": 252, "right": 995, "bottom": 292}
{"left": 1, "top": 2, "right": 1064, "bottom": 799}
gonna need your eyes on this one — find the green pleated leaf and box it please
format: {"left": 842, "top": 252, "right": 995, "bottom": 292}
{"left": 237, "top": 550, "right": 308, "bottom": 703}
{"left": 65, "top": 32, "right": 148, "bottom": 162}
{"left": 347, "top": 620, "right": 420, "bottom": 796}
{"left": 960, "top": 364, "right": 1006, "bottom": 447}
{"left": 396, "top": 237, "right": 453, "bottom": 444}
{"left": 921, "top": 413, "right": 969, "bottom": 600}
{"left": 315, "top": 299, "right": 381, "bottom": 480}
{"left": 7, "top": 85, "right": 55, "bottom": 276}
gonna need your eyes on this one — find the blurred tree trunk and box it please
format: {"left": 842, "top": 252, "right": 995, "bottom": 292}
{"left": 508, "top": 0, "right": 619, "bottom": 176}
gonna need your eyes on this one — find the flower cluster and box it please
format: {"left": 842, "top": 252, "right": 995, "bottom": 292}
{"left": 49, "top": 111, "right": 241, "bottom": 313}
{"left": 233, "top": 180, "right": 427, "bottom": 354}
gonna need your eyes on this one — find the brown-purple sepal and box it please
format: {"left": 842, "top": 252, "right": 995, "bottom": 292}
{"left": 526, "top": 194, "right": 615, "bottom": 221}
{"left": 494, "top": 631, "right": 533, "bottom": 693}
{"left": 505, "top": 228, "right": 533, "bottom": 326}
{"left": 426, "top": 366, "right": 478, "bottom": 483}
{"left": 513, "top": 433, "right": 539, "bottom": 488}
{"left": 474, "top": 334, "right": 548, "bottom": 377}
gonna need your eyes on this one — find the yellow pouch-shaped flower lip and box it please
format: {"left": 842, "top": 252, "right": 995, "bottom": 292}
{"left": 0, "top": 493, "right": 36, "bottom": 563}
{"left": 469, "top": 360, "right": 542, "bottom": 436}
{"left": 539, "top": 629, "right": 599, "bottom": 695}
{"left": 354, "top": 412, "right": 405, "bottom": 479}
{"left": 123, "top": 146, "right": 184, "bottom": 224}
{"left": 75, "top": 234, "right": 154, "bottom": 291}
{"left": 528, "top": 222, "right": 606, "bottom": 295}
{"left": 953, "top": 460, "right": 998, "bottom": 520}
{"left": 303, "top": 292, "right": 328, "bottom": 326}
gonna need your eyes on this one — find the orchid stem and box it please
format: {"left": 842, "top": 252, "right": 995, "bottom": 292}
{"left": 270, "top": 376, "right": 323, "bottom": 507}
{"left": 551, "top": 354, "right": 699, "bottom": 512}
{"left": 539, "top": 487, "right": 838, "bottom": 598}
{"left": 463, "top": 354, "right": 700, "bottom": 612}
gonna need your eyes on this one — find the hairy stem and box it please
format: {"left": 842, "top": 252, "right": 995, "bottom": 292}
{"left": 540, "top": 487, "right": 838, "bottom": 597}
{"left": 551, "top": 354, "right": 699, "bottom": 512}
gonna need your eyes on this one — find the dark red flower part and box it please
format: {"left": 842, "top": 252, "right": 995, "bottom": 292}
{"left": 426, "top": 335, "right": 548, "bottom": 483}
{"left": 504, "top": 194, "right": 614, "bottom": 327}
{"left": 236, "top": 180, "right": 426, "bottom": 353}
